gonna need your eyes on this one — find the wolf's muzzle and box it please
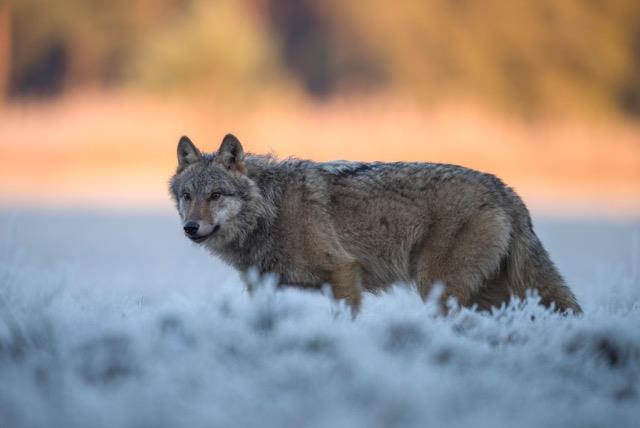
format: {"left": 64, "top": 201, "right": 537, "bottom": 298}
{"left": 185, "top": 224, "right": 220, "bottom": 243}
{"left": 183, "top": 221, "right": 199, "bottom": 236}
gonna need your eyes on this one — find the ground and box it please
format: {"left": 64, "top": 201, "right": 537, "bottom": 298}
{"left": 0, "top": 211, "right": 639, "bottom": 428}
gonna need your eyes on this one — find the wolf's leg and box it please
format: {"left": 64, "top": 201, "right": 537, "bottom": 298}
{"left": 305, "top": 220, "right": 363, "bottom": 316}
{"left": 416, "top": 209, "right": 511, "bottom": 308}
{"left": 239, "top": 271, "right": 255, "bottom": 297}
{"left": 329, "top": 260, "right": 363, "bottom": 317}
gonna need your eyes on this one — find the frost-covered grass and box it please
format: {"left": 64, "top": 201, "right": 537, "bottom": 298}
{"left": 0, "top": 211, "right": 639, "bottom": 428}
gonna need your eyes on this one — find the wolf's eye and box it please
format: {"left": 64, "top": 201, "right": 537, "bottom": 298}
{"left": 209, "top": 192, "right": 221, "bottom": 201}
{"left": 182, "top": 192, "right": 192, "bottom": 201}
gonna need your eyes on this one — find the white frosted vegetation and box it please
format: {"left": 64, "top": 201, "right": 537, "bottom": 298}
{"left": 0, "top": 212, "right": 639, "bottom": 428}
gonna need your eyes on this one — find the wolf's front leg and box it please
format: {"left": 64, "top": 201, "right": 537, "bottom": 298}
{"left": 239, "top": 270, "right": 255, "bottom": 297}
{"left": 330, "top": 261, "right": 363, "bottom": 317}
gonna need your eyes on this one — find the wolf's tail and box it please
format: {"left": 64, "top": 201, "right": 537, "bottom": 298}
{"left": 506, "top": 225, "right": 582, "bottom": 314}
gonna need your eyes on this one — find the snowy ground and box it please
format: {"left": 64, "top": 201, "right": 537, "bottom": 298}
{"left": 0, "top": 210, "right": 639, "bottom": 428}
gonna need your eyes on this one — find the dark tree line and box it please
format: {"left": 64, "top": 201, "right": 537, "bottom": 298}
{"left": 4, "top": 0, "right": 640, "bottom": 118}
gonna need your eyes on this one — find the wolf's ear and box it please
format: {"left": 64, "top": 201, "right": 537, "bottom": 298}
{"left": 177, "top": 136, "right": 201, "bottom": 172}
{"left": 216, "top": 133, "right": 246, "bottom": 174}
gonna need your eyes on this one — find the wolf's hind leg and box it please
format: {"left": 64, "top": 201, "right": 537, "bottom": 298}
{"left": 330, "top": 260, "right": 363, "bottom": 317}
{"left": 416, "top": 209, "right": 511, "bottom": 309}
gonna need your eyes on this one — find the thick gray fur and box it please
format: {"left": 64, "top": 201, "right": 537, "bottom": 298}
{"left": 170, "top": 134, "right": 582, "bottom": 315}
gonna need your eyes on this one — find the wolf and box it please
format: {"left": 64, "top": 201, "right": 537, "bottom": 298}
{"left": 169, "top": 133, "right": 582, "bottom": 316}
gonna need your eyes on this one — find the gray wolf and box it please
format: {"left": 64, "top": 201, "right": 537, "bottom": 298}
{"left": 169, "top": 134, "right": 582, "bottom": 316}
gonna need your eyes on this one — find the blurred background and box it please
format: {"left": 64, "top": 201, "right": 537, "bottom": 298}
{"left": 0, "top": 0, "right": 639, "bottom": 216}
{"left": 2, "top": 4, "right": 640, "bottom": 424}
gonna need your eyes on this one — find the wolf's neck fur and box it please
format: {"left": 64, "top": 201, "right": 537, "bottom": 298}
{"left": 211, "top": 154, "right": 286, "bottom": 272}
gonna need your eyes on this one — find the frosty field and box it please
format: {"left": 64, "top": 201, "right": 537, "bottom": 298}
{"left": 0, "top": 210, "right": 639, "bottom": 428}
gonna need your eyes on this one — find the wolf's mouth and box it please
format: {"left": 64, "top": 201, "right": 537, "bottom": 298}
{"left": 188, "top": 225, "right": 220, "bottom": 243}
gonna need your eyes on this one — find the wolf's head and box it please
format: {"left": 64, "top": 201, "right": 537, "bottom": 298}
{"left": 169, "top": 134, "right": 269, "bottom": 249}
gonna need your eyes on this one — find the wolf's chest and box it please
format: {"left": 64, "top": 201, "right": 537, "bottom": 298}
{"left": 266, "top": 258, "right": 324, "bottom": 289}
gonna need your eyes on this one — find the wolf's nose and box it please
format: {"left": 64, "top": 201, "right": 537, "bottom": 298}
{"left": 183, "top": 221, "right": 199, "bottom": 236}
